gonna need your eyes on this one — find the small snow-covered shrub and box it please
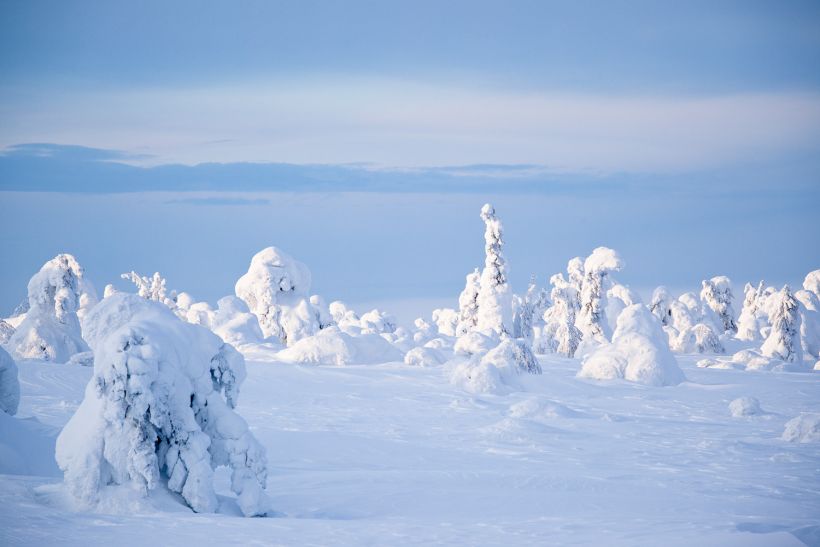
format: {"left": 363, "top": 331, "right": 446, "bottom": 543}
{"left": 729, "top": 397, "right": 762, "bottom": 417}
{"left": 121, "top": 271, "right": 177, "bottom": 308}
{"left": 9, "top": 254, "right": 91, "bottom": 362}
{"left": 359, "top": 309, "right": 397, "bottom": 334}
{"left": 0, "top": 347, "right": 20, "bottom": 416}
{"left": 275, "top": 326, "right": 403, "bottom": 366}
{"left": 649, "top": 286, "right": 673, "bottom": 326}
{"left": 483, "top": 337, "right": 541, "bottom": 375}
{"left": 404, "top": 346, "right": 447, "bottom": 367}
{"left": 57, "top": 294, "right": 269, "bottom": 516}
{"left": 782, "top": 414, "right": 820, "bottom": 443}
{"left": 432, "top": 308, "right": 459, "bottom": 337}
{"left": 578, "top": 304, "right": 685, "bottom": 386}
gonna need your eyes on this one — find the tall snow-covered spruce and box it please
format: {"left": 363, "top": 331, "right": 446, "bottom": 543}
{"left": 475, "top": 204, "right": 512, "bottom": 336}
{"left": 700, "top": 276, "right": 737, "bottom": 334}
{"left": 8, "top": 254, "right": 92, "bottom": 362}
{"left": 56, "top": 294, "right": 269, "bottom": 516}
{"left": 456, "top": 268, "right": 481, "bottom": 336}
{"left": 761, "top": 285, "right": 803, "bottom": 364}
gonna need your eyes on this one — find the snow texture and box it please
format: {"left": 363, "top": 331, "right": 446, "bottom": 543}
{"left": 56, "top": 294, "right": 269, "bottom": 517}
{"left": 8, "top": 254, "right": 91, "bottom": 363}
{"left": 579, "top": 304, "right": 685, "bottom": 386}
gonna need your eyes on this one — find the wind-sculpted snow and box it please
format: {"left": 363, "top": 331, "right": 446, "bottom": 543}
{"left": 8, "top": 254, "right": 91, "bottom": 363}
{"left": 579, "top": 304, "right": 685, "bottom": 386}
{"left": 56, "top": 294, "right": 269, "bottom": 517}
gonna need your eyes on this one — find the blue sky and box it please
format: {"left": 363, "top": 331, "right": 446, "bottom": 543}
{"left": 0, "top": 1, "right": 818, "bottom": 316}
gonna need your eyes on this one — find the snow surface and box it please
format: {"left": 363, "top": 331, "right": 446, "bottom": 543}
{"left": 2, "top": 350, "right": 819, "bottom": 546}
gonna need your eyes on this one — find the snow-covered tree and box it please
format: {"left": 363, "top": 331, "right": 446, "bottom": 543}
{"left": 512, "top": 276, "right": 546, "bottom": 342}
{"left": 543, "top": 273, "right": 582, "bottom": 357}
{"left": 737, "top": 281, "right": 767, "bottom": 341}
{"left": 804, "top": 269, "right": 820, "bottom": 297}
{"left": 235, "top": 247, "right": 324, "bottom": 345}
{"left": 761, "top": 285, "right": 803, "bottom": 363}
{"left": 121, "top": 271, "right": 177, "bottom": 308}
{"left": 210, "top": 296, "right": 265, "bottom": 347}
{"left": 103, "top": 283, "right": 118, "bottom": 298}
{"left": 649, "top": 286, "right": 673, "bottom": 326}
{"left": 431, "top": 308, "right": 459, "bottom": 337}
{"left": 0, "top": 346, "right": 20, "bottom": 416}
{"left": 475, "top": 204, "right": 512, "bottom": 335}
{"left": 567, "top": 257, "right": 584, "bottom": 307}
{"left": 576, "top": 247, "right": 623, "bottom": 344}
{"left": 700, "top": 276, "right": 737, "bottom": 334}
{"left": 359, "top": 309, "right": 397, "bottom": 334}
{"left": 8, "top": 254, "right": 91, "bottom": 362}
{"left": 56, "top": 294, "right": 269, "bottom": 516}
{"left": 795, "top": 289, "right": 820, "bottom": 359}
{"left": 0, "top": 319, "right": 14, "bottom": 345}
{"left": 455, "top": 268, "right": 481, "bottom": 336}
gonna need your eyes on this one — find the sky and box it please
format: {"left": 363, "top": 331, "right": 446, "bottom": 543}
{"left": 0, "top": 1, "right": 818, "bottom": 319}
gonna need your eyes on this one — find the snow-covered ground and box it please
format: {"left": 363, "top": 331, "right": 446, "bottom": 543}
{"left": 2, "top": 354, "right": 818, "bottom": 546}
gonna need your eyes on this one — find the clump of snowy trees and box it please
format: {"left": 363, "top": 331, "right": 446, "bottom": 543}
{"left": 56, "top": 294, "right": 270, "bottom": 516}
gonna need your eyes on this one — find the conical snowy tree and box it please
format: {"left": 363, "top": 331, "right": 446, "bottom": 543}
{"left": 700, "top": 276, "right": 737, "bottom": 334}
{"left": 737, "top": 281, "right": 766, "bottom": 341}
{"left": 475, "top": 204, "right": 512, "bottom": 336}
{"left": 456, "top": 268, "right": 481, "bottom": 336}
{"left": 576, "top": 247, "right": 624, "bottom": 344}
{"left": 761, "top": 285, "right": 803, "bottom": 363}
{"left": 566, "top": 257, "right": 584, "bottom": 310}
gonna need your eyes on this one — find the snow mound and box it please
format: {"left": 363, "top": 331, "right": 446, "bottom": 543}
{"left": 446, "top": 338, "right": 540, "bottom": 394}
{"left": 729, "top": 397, "right": 762, "bottom": 417}
{"left": 275, "top": 326, "right": 403, "bottom": 366}
{"left": 579, "top": 304, "right": 685, "bottom": 386}
{"left": 0, "top": 411, "right": 61, "bottom": 476}
{"left": 454, "top": 331, "right": 498, "bottom": 356}
{"left": 404, "top": 346, "right": 447, "bottom": 367}
{"left": 782, "top": 414, "right": 820, "bottom": 443}
{"left": 211, "top": 296, "right": 265, "bottom": 347}
{"left": 508, "top": 398, "right": 583, "bottom": 420}
{"left": 57, "top": 294, "right": 269, "bottom": 517}
{"left": 9, "top": 253, "right": 91, "bottom": 362}
{"left": 698, "top": 349, "right": 809, "bottom": 372}
{"left": 0, "top": 346, "right": 20, "bottom": 415}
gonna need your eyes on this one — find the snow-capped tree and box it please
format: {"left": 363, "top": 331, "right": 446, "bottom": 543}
{"left": 576, "top": 247, "right": 624, "bottom": 345}
{"left": 309, "top": 294, "right": 335, "bottom": 329}
{"left": 412, "top": 317, "right": 435, "bottom": 345}
{"left": 235, "top": 247, "right": 325, "bottom": 346}
{"left": 121, "top": 271, "right": 177, "bottom": 308}
{"left": 649, "top": 286, "right": 673, "bottom": 326}
{"left": 0, "top": 346, "right": 20, "bottom": 416}
{"left": 456, "top": 268, "right": 481, "bottom": 336}
{"left": 700, "top": 276, "right": 737, "bottom": 334}
{"left": 8, "top": 254, "right": 91, "bottom": 362}
{"left": 795, "top": 289, "right": 820, "bottom": 359}
{"left": 567, "top": 257, "right": 584, "bottom": 307}
{"left": 103, "top": 283, "right": 118, "bottom": 298}
{"left": 359, "top": 309, "right": 397, "bottom": 334}
{"left": 56, "top": 294, "right": 269, "bottom": 516}
{"left": 475, "top": 204, "right": 512, "bottom": 335}
{"left": 761, "top": 285, "right": 803, "bottom": 363}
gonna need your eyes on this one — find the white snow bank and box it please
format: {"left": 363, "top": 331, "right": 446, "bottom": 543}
{"left": 211, "top": 296, "right": 265, "bottom": 347}
{"left": 275, "top": 326, "right": 403, "bottom": 366}
{"left": 729, "top": 397, "right": 762, "bottom": 417}
{"left": 447, "top": 337, "right": 540, "bottom": 394}
{"left": 0, "top": 346, "right": 20, "bottom": 415}
{"left": 404, "top": 346, "right": 447, "bottom": 367}
{"left": 781, "top": 414, "right": 820, "bottom": 443}
{"left": 578, "top": 304, "right": 685, "bottom": 386}
{"left": 9, "top": 254, "right": 91, "bottom": 363}
{"left": 698, "top": 348, "right": 811, "bottom": 373}
{"left": 58, "top": 294, "right": 269, "bottom": 517}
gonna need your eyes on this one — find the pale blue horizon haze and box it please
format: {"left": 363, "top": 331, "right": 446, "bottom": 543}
{"left": 1, "top": 1, "right": 819, "bottom": 322}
